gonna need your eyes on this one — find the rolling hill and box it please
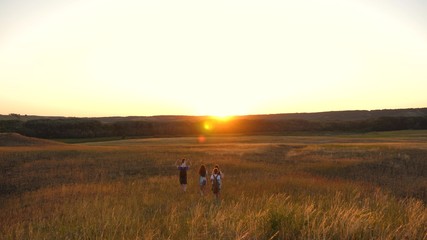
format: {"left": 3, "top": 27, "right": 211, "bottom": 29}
{"left": 0, "top": 133, "right": 62, "bottom": 146}
{"left": 1, "top": 107, "right": 427, "bottom": 123}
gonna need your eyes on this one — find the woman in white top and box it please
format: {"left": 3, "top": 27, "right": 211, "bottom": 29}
{"left": 214, "top": 165, "right": 224, "bottom": 179}
{"left": 211, "top": 167, "right": 222, "bottom": 201}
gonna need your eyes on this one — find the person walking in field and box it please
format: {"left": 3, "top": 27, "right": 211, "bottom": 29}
{"left": 211, "top": 167, "right": 222, "bottom": 201}
{"left": 176, "top": 159, "right": 190, "bottom": 192}
{"left": 214, "top": 164, "right": 224, "bottom": 179}
{"left": 198, "top": 165, "right": 208, "bottom": 196}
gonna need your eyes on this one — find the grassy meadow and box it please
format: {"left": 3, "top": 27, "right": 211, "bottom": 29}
{"left": 1, "top": 131, "right": 426, "bottom": 239}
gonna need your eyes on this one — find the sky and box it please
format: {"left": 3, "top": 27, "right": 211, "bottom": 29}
{"left": 1, "top": 0, "right": 426, "bottom": 117}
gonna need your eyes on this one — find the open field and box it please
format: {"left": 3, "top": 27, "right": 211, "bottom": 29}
{"left": 1, "top": 131, "right": 426, "bottom": 239}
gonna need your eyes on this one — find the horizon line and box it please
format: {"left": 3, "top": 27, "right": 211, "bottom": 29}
{"left": 2, "top": 106, "right": 427, "bottom": 119}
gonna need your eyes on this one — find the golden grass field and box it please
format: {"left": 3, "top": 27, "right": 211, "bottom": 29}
{"left": 1, "top": 131, "right": 426, "bottom": 239}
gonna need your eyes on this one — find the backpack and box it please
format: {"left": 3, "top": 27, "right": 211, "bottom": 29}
{"left": 212, "top": 174, "right": 220, "bottom": 194}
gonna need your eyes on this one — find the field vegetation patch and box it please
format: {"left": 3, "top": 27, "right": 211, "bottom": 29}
{"left": 0, "top": 133, "right": 426, "bottom": 239}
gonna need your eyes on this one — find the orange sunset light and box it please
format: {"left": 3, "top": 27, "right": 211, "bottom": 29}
{"left": 211, "top": 115, "right": 234, "bottom": 122}
{"left": 203, "top": 122, "right": 213, "bottom": 131}
{"left": 0, "top": 0, "right": 426, "bottom": 117}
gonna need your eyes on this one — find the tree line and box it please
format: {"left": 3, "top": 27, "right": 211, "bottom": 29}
{"left": 1, "top": 116, "right": 427, "bottom": 139}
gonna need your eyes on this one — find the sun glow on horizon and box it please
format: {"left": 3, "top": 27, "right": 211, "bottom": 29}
{"left": 195, "top": 105, "right": 237, "bottom": 120}
{"left": 203, "top": 122, "right": 213, "bottom": 131}
{"left": 211, "top": 115, "right": 234, "bottom": 122}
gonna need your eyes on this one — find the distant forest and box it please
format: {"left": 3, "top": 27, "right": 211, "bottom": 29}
{"left": 1, "top": 114, "right": 427, "bottom": 139}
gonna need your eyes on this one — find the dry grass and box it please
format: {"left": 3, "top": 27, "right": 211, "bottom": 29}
{"left": 0, "top": 133, "right": 63, "bottom": 146}
{"left": 1, "top": 133, "right": 426, "bottom": 239}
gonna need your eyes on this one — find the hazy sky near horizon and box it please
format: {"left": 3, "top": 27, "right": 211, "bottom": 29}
{"left": 1, "top": 0, "right": 426, "bottom": 117}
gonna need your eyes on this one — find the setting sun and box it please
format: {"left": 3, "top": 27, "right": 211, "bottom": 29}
{"left": 210, "top": 115, "right": 234, "bottom": 122}
{"left": 203, "top": 122, "right": 213, "bottom": 131}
